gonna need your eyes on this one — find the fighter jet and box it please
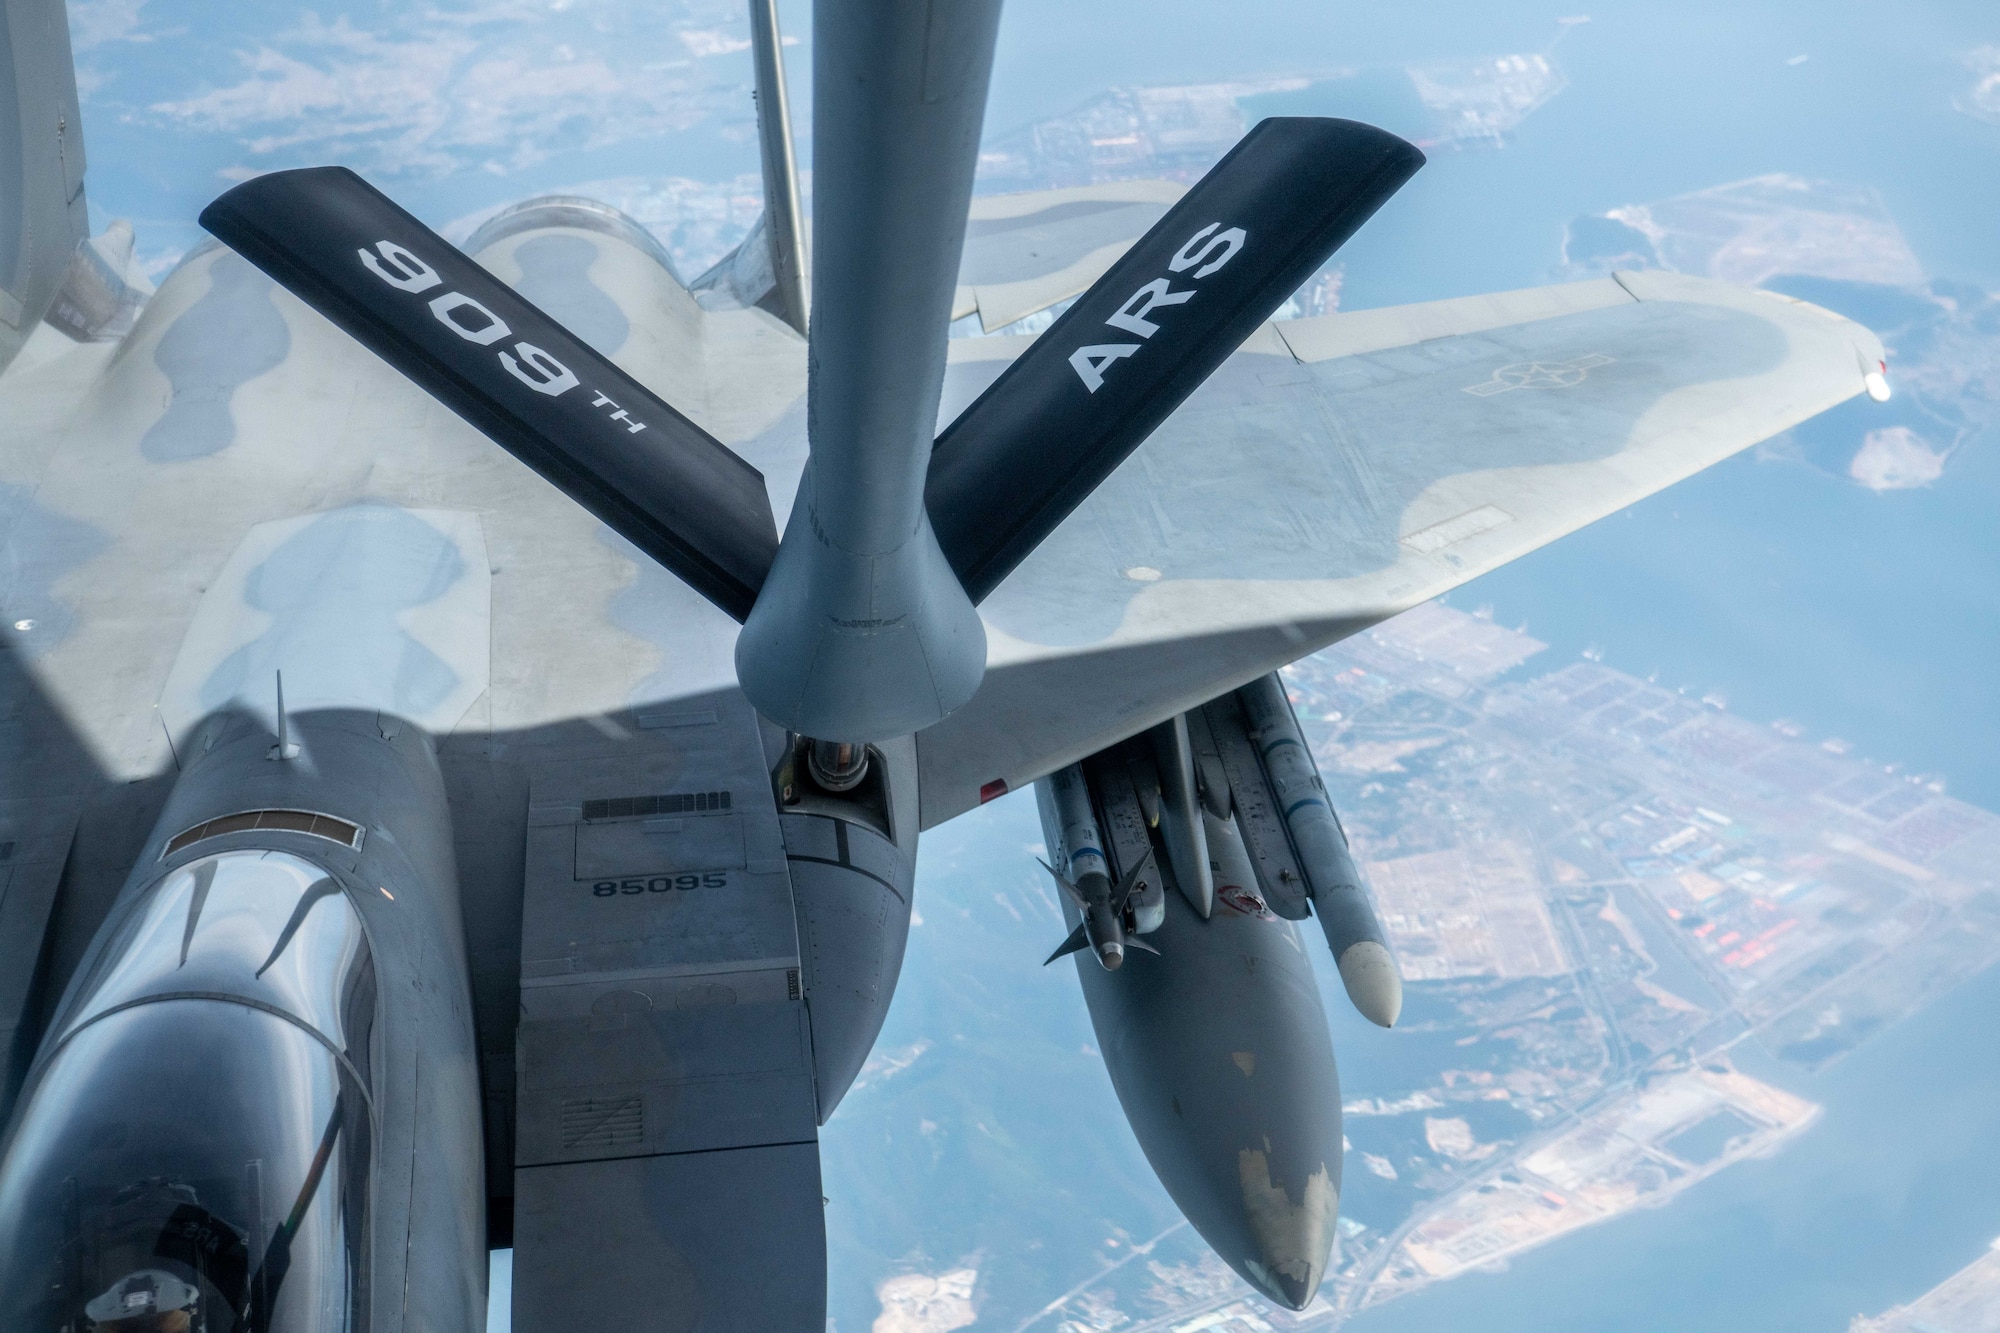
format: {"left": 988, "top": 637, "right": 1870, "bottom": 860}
{"left": 0, "top": 0, "right": 1885, "bottom": 1326}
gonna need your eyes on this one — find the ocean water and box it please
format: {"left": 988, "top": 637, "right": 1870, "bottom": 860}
{"left": 1342, "top": 958, "right": 2000, "bottom": 1332}
{"left": 1454, "top": 424, "right": 2000, "bottom": 810}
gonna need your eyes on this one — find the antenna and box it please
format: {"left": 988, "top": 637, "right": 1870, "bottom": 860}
{"left": 269, "top": 670, "right": 299, "bottom": 761}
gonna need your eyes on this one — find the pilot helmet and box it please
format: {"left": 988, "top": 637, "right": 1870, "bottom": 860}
{"left": 82, "top": 1269, "right": 200, "bottom": 1332}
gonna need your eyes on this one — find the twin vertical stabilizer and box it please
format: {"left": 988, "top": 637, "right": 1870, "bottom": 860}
{"left": 0, "top": 0, "right": 90, "bottom": 374}
{"left": 749, "top": 0, "right": 809, "bottom": 335}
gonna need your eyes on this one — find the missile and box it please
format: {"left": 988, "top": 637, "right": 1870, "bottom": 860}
{"left": 1237, "top": 673, "right": 1402, "bottom": 1028}
{"left": 1035, "top": 765, "right": 1129, "bottom": 969}
{"left": 1202, "top": 806, "right": 1272, "bottom": 920}
{"left": 1127, "top": 756, "right": 1162, "bottom": 827}
{"left": 1086, "top": 751, "right": 1166, "bottom": 935}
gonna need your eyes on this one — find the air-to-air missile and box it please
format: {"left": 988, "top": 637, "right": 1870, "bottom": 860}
{"left": 1037, "top": 764, "right": 1167, "bottom": 970}
{"left": 1032, "top": 670, "right": 1398, "bottom": 1310}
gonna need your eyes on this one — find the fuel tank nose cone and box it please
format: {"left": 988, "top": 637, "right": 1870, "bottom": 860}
{"left": 1335, "top": 940, "right": 1403, "bottom": 1028}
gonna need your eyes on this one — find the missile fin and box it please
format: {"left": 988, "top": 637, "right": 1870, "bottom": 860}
{"left": 1037, "top": 857, "right": 1086, "bottom": 907}
{"left": 1043, "top": 923, "right": 1091, "bottom": 966}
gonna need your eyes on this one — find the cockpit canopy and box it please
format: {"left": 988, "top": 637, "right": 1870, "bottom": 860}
{"left": 0, "top": 852, "right": 374, "bottom": 1332}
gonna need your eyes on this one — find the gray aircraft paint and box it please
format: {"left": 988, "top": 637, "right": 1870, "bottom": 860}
{"left": 738, "top": 394, "right": 811, "bottom": 530}
{"left": 965, "top": 298, "right": 1786, "bottom": 646}
{"left": 733, "top": 0, "right": 1001, "bottom": 741}
{"left": 3, "top": 710, "right": 487, "bottom": 1332}
{"left": 506, "top": 234, "right": 631, "bottom": 359}
{"left": 1069, "top": 867, "right": 1342, "bottom": 1309}
{"left": 949, "top": 181, "right": 1187, "bottom": 330}
{"left": 460, "top": 195, "right": 685, "bottom": 285}
{"left": 958, "top": 199, "right": 1175, "bottom": 286}
{"left": 748, "top": 0, "right": 808, "bottom": 335}
{"left": 600, "top": 524, "right": 743, "bottom": 704}
{"left": 0, "top": 480, "right": 105, "bottom": 659}
{"left": 0, "top": 0, "right": 88, "bottom": 370}
{"left": 158, "top": 505, "right": 491, "bottom": 746}
{"left": 199, "top": 509, "right": 467, "bottom": 715}
{"left": 508, "top": 684, "right": 834, "bottom": 1328}
{"left": 0, "top": 6, "right": 21, "bottom": 288}
{"left": 138, "top": 252, "right": 291, "bottom": 462}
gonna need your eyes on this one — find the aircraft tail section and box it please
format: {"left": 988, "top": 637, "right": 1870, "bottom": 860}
{"left": 0, "top": 0, "right": 90, "bottom": 373}
{"left": 749, "top": 0, "right": 808, "bottom": 334}
{"left": 687, "top": 0, "right": 810, "bottom": 335}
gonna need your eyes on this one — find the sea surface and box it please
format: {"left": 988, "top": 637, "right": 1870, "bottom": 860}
{"left": 1343, "top": 958, "right": 2000, "bottom": 1333}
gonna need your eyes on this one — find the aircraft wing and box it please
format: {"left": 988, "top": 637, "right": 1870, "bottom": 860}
{"left": 951, "top": 181, "right": 1186, "bottom": 333}
{"left": 913, "top": 270, "right": 1885, "bottom": 828}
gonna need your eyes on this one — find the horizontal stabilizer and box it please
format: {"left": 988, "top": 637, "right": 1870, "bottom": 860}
{"left": 199, "top": 167, "right": 778, "bottom": 621}
{"left": 0, "top": 0, "right": 90, "bottom": 375}
{"left": 927, "top": 118, "right": 1423, "bottom": 601}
